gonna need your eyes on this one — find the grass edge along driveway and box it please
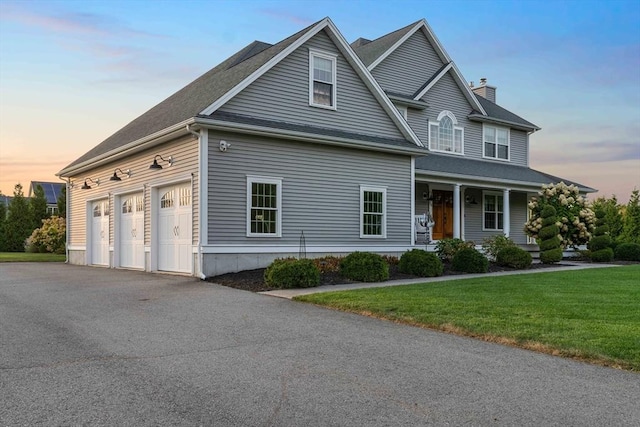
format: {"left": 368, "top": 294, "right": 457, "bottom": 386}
{"left": 295, "top": 265, "right": 640, "bottom": 371}
{"left": 0, "top": 252, "right": 65, "bottom": 262}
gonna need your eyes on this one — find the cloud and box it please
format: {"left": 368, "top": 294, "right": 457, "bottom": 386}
{"left": 259, "top": 9, "right": 314, "bottom": 26}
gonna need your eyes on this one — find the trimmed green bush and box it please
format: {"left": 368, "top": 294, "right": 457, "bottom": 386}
{"left": 588, "top": 208, "right": 613, "bottom": 262}
{"left": 340, "top": 252, "right": 389, "bottom": 282}
{"left": 264, "top": 258, "right": 320, "bottom": 289}
{"left": 614, "top": 242, "right": 640, "bottom": 261}
{"left": 451, "top": 247, "right": 489, "bottom": 273}
{"left": 539, "top": 236, "right": 562, "bottom": 252}
{"left": 399, "top": 249, "right": 443, "bottom": 277}
{"left": 590, "top": 248, "right": 614, "bottom": 263}
{"left": 540, "top": 248, "right": 563, "bottom": 264}
{"left": 435, "top": 238, "right": 475, "bottom": 262}
{"left": 496, "top": 246, "right": 532, "bottom": 269}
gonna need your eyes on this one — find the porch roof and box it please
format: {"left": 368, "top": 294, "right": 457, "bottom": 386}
{"left": 415, "top": 153, "right": 596, "bottom": 193}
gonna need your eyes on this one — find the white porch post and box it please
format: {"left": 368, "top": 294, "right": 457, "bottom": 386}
{"left": 453, "top": 184, "right": 461, "bottom": 239}
{"left": 503, "top": 188, "right": 511, "bottom": 237}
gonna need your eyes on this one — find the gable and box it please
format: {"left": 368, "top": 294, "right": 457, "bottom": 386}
{"left": 370, "top": 29, "right": 446, "bottom": 96}
{"left": 216, "top": 29, "right": 407, "bottom": 141}
{"left": 422, "top": 71, "right": 476, "bottom": 120}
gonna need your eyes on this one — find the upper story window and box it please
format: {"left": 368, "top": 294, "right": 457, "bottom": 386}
{"left": 247, "top": 176, "right": 282, "bottom": 237}
{"left": 429, "top": 111, "right": 463, "bottom": 154}
{"left": 483, "top": 124, "right": 510, "bottom": 160}
{"left": 309, "top": 50, "right": 337, "bottom": 110}
{"left": 360, "top": 185, "right": 387, "bottom": 238}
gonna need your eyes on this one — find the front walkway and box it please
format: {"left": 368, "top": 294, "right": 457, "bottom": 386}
{"left": 261, "top": 262, "right": 619, "bottom": 299}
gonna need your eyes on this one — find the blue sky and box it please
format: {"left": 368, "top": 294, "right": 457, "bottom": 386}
{"left": 1, "top": 0, "right": 639, "bottom": 201}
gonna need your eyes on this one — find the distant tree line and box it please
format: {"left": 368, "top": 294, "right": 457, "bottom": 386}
{"left": 0, "top": 183, "right": 66, "bottom": 252}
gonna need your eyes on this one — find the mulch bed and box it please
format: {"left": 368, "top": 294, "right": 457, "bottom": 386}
{"left": 207, "top": 261, "right": 582, "bottom": 293}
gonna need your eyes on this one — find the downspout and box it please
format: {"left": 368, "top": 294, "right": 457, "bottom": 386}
{"left": 57, "top": 175, "right": 71, "bottom": 264}
{"left": 187, "top": 124, "right": 206, "bottom": 280}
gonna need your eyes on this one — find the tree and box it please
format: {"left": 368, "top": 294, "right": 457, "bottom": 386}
{"left": 524, "top": 182, "right": 596, "bottom": 248}
{"left": 0, "top": 192, "right": 6, "bottom": 252}
{"left": 57, "top": 185, "right": 66, "bottom": 218}
{"left": 29, "top": 184, "right": 49, "bottom": 229}
{"left": 591, "top": 196, "right": 624, "bottom": 243}
{"left": 621, "top": 189, "right": 640, "bottom": 244}
{"left": 4, "top": 184, "right": 34, "bottom": 252}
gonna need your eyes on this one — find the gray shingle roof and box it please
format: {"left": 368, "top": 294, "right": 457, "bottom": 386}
{"left": 415, "top": 153, "right": 595, "bottom": 192}
{"left": 471, "top": 95, "right": 540, "bottom": 131}
{"left": 203, "top": 111, "right": 424, "bottom": 151}
{"left": 351, "top": 20, "right": 420, "bottom": 67}
{"left": 62, "top": 20, "right": 320, "bottom": 171}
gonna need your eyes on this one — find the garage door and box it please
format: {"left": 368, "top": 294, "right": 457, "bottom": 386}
{"left": 91, "top": 200, "right": 109, "bottom": 266}
{"left": 158, "top": 184, "right": 192, "bottom": 273}
{"left": 119, "top": 193, "right": 144, "bottom": 269}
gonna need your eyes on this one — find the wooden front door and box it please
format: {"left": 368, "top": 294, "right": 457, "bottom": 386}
{"left": 431, "top": 190, "right": 453, "bottom": 240}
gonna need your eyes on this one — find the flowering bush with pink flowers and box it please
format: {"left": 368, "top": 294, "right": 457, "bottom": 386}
{"left": 524, "top": 182, "right": 596, "bottom": 248}
{"left": 25, "top": 216, "right": 66, "bottom": 254}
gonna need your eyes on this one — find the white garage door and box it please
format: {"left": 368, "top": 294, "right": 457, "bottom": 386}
{"left": 158, "top": 184, "right": 192, "bottom": 273}
{"left": 91, "top": 200, "right": 109, "bottom": 266}
{"left": 119, "top": 193, "right": 144, "bottom": 269}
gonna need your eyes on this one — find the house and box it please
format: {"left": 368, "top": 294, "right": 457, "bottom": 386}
{"left": 57, "top": 17, "right": 594, "bottom": 277}
{"left": 28, "top": 181, "right": 64, "bottom": 216}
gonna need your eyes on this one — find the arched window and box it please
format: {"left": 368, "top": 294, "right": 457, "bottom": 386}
{"left": 429, "top": 111, "right": 463, "bottom": 154}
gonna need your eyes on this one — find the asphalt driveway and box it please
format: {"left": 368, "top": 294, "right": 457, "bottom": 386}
{"left": 1, "top": 263, "right": 638, "bottom": 426}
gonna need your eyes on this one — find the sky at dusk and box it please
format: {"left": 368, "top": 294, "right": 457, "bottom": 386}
{"left": 1, "top": 0, "right": 639, "bottom": 202}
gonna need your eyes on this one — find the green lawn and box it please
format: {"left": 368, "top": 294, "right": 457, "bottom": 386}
{"left": 296, "top": 265, "right": 640, "bottom": 371}
{"left": 0, "top": 252, "right": 66, "bottom": 262}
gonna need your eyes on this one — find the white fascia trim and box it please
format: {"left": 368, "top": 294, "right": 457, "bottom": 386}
{"left": 413, "top": 63, "right": 453, "bottom": 100}
{"left": 57, "top": 119, "right": 195, "bottom": 177}
{"left": 313, "top": 19, "right": 423, "bottom": 147}
{"left": 200, "top": 19, "right": 331, "bottom": 116}
{"left": 369, "top": 21, "right": 425, "bottom": 71}
{"left": 200, "top": 244, "right": 413, "bottom": 254}
{"left": 194, "top": 117, "right": 428, "bottom": 156}
{"left": 468, "top": 114, "right": 541, "bottom": 132}
{"left": 450, "top": 62, "right": 487, "bottom": 115}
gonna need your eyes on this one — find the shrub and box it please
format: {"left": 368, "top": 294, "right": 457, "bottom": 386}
{"left": 340, "top": 252, "right": 389, "bottom": 282}
{"left": 540, "top": 248, "right": 563, "bottom": 264}
{"left": 264, "top": 258, "right": 320, "bottom": 289}
{"left": 614, "top": 243, "right": 640, "bottom": 261}
{"left": 399, "top": 249, "right": 443, "bottom": 277}
{"left": 451, "top": 247, "right": 488, "bottom": 273}
{"left": 435, "top": 238, "right": 475, "bottom": 262}
{"left": 481, "top": 235, "right": 516, "bottom": 261}
{"left": 312, "top": 256, "right": 343, "bottom": 273}
{"left": 590, "top": 248, "right": 614, "bottom": 263}
{"left": 588, "top": 208, "right": 613, "bottom": 262}
{"left": 24, "top": 216, "right": 66, "bottom": 254}
{"left": 496, "top": 246, "right": 532, "bottom": 269}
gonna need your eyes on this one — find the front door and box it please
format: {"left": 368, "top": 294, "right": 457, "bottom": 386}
{"left": 431, "top": 190, "right": 453, "bottom": 240}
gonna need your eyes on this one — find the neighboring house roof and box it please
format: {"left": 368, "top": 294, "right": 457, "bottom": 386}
{"left": 470, "top": 95, "right": 540, "bottom": 132}
{"left": 59, "top": 17, "right": 421, "bottom": 176}
{"left": 29, "top": 181, "right": 64, "bottom": 205}
{"left": 415, "top": 153, "right": 596, "bottom": 193}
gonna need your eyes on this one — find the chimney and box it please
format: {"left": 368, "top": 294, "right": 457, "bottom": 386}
{"left": 471, "top": 77, "right": 497, "bottom": 103}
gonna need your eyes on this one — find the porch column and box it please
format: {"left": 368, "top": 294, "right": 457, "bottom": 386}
{"left": 453, "top": 184, "right": 461, "bottom": 239}
{"left": 503, "top": 188, "right": 511, "bottom": 237}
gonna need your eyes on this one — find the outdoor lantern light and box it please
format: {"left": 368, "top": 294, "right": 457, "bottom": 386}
{"left": 81, "top": 178, "right": 100, "bottom": 190}
{"left": 109, "top": 168, "right": 131, "bottom": 181}
{"left": 149, "top": 155, "right": 174, "bottom": 170}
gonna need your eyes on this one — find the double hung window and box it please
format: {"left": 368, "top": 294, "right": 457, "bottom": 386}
{"left": 309, "top": 50, "right": 337, "bottom": 109}
{"left": 484, "top": 125, "right": 510, "bottom": 160}
{"left": 247, "top": 176, "right": 282, "bottom": 237}
{"left": 360, "top": 186, "right": 387, "bottom": 238}
{"left": 483, "top": 192, "right": 504, "bottom": 230}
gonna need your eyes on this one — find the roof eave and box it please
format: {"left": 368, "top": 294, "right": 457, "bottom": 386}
{"left": 467, "top": 113, "right": 541, "bottom": 132}
{"left": 387, "top": 94, "right": 428, "bottom": 109}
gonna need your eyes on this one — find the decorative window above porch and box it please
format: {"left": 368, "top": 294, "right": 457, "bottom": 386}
{"left": 429, "top": 111, "right": 463, "bottom": 154}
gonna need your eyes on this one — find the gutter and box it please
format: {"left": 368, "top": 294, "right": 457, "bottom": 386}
{"left": 467, "top": 113, "right": 541, "bottom": 133}
{"left": 57, "top": 175, "right": 70, "bottom": 264}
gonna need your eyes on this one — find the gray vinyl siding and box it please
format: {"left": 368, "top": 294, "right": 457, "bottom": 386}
{"left": 420, "top": 72, "right": 483, "bottom": 159}
{"left": 219, "top": 29, "right": 404, "bottom": 141}
{"left": 509, "top": 129, "right": 528, "bottom": 167}
{"left": 207, "top": 131, "right": 412, "bottom": 245}
{"left": 463, "top": 189, "right": 528, "bottom": 245}
{"left": 407, "top": 107, "right": 428, "bottom": 144}
{"left": 371, "top": 30, "right": 445, "bottom": 95}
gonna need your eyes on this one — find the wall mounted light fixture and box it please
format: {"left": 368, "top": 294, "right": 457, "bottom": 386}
{"left": 149, "top": 155, "right": 174, "bottom": 170}
{"left": 81, "top": 178, "right": 100, "bottom": 190}
{"left": 465, "top": 195, "right": 478, "bottom": 205}
{"left": 109, "top": 168, "right": 131, "bottom": 181}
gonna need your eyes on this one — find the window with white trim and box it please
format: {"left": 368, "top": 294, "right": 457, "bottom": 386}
{"left": 429, "top": 111, "right": 463, "bottom": 154}
{"left": 483, "top": 124, "right": 510, "bottom": 160}
{"left": 483, "top": 192, "right": 504, "bottom": 230}
{"left": 247, "top": 176, "right": 282, "bottom": 237}
{"left": 309, "top": 50, "right": 337, "bottom": 109}
{"left": 360, "top": 186, "right": 386, "bottom": 238}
